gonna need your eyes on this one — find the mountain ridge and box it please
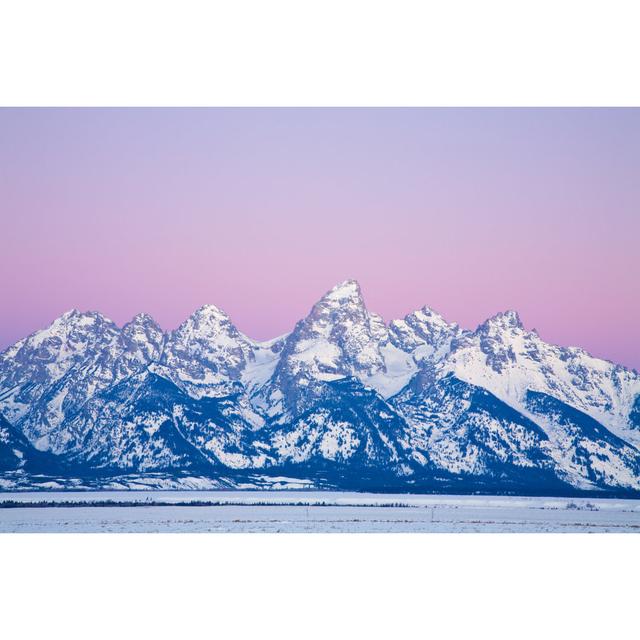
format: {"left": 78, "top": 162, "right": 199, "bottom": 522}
{"left": 1, "top": 279, "right": 639, "bottom": 494}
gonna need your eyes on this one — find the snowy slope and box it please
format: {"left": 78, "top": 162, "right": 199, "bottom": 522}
{"left": 443, "top": 311, "right": 640, "bottom": 447}
{"left": 0, "top": 412, "right": 64, "bottom": 475}
{"left": 0, "top": 311, "right": 165, "bottom": 452}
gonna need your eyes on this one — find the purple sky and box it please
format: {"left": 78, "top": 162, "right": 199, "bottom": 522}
{"left": 1, "top": 108, "right": 638, "bottom": 369}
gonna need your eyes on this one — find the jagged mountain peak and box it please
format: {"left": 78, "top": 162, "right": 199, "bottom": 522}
{"left": 60, "top": 308, "right": 80, "bottom": 319}
{"left": 123, "top": 313, "right": 163, "bottom": 339}
{"left": 193, "top": 302, "right": 230, "bottom": 318}
{"left": 169, "top": 304, "right": 241, "bottom": 344}
{"left": 158, "top": 304, "right": 255, "bottom": 398}
{"left": 409, "top": 305, "right": 460, "bottom": 333}
{"left": 308, "top": 280, "right": 368, "bottom": 322}
{"left": 187, "top": 303, "right": 233, "bottom": 326}
{"left": 56, "top": 308, "right": 114, "bottom": 327}
{"left": 416, "top": 304, "right": 447, "bottom": 319}
{"left": 388, "top": 304, "right": 461, "bottom": 361}
{"left": 4, "top": 309, "right": 119, "bottom": 361}
{"left": 122, "top": 313, "right": 165, "bottom": 363}
{"left": 285, "top": 280, "right": 377, "bottom": 351}
{"left": 321, "top": 279, "right": 363, "bottom": 303}
{"left": 259, "top": 281, "right": 389, "bottom": 415}
{"left": 127, "top": 312, "right": 160, "bottom": 327}
{"left": 478, "top": 309, "right": 524, "bottom": 333}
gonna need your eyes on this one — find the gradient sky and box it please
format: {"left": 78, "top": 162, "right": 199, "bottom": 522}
{"left": 1, "top": 108, "right": 638, "bottom": 369}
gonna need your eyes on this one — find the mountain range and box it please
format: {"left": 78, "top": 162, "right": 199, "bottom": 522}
{"left": 1, "top": 279, "right": 639, "bottom": 495}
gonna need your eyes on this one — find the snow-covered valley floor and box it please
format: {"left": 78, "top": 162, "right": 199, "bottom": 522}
{"left": 1, "top": 491, "right": 640, "bottom": 532}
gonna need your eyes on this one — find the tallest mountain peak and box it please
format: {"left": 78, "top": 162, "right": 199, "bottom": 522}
{"left": 303, "top": 279, "right": 368, "bottom": 326}
{"left": 322, "top": 279, "right": 363, "bottom": 303}
{"left": 309, "top": 279, "right": 367, "bottom": 319}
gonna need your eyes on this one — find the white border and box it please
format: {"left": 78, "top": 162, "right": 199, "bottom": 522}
{"left": 1, "top": 533, "right": 638, "bottom": 639}
{"left": 1, "top": 1, "right": 639, "bottom": 105}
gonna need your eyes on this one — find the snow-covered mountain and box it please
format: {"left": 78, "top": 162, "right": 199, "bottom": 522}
{"left": 1, "top": 279, "right": 639, "bottom": 494}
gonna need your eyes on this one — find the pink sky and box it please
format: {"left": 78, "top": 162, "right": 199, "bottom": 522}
{"left": 1, "top": 108, "right": 638, "bottom": 369}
